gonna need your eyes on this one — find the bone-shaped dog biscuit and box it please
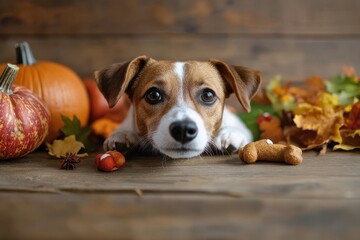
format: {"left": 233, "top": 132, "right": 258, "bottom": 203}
{"left": 239, "top": 139, "right": 303, "bottom": 165}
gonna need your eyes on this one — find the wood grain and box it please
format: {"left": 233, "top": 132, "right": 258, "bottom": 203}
{"left": 0, "top": 151, "right": 359, "bottom": 239}
{"left": 1, "top": 37, "right": 359, "bottom": 81}
{"left": 1, "top": 0, "right": 359, "bottom": 35}
{"left": 0, "top": 193, "right": 359, "bottom": 239}
{"left": 0, "top": 151, "right": 359, "bottom": 198}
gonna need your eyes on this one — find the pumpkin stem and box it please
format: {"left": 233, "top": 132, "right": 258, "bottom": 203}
{"left": 0, "top": 64, "right": 19, "bottom": 94}
{"left": 16, "top": 42, "right": 37, "bottom": 65}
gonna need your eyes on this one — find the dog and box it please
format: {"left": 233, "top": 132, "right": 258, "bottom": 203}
{"left": 95, "top": 56, "right": 261, "bottom": 159}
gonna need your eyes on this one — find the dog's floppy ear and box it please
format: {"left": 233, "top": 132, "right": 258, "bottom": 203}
{"left": 94, "top": 55, "right": 150, "bottom": 108}
{"left": 210, "top": 59, "right": 262, "bottom": 112}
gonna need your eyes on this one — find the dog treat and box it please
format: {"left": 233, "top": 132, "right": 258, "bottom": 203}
{"left": 95, "top": 150, "right": 126, "bottom": 171}
{"left": 239, "top": 139, "right": 303, "bottom": 165}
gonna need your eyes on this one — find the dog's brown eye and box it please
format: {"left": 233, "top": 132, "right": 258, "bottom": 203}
{"left": 199, "top": 88, "right": 217, "bottom": 105}
{"left": 144, "top": 87, "right": 164, "bottom": 105}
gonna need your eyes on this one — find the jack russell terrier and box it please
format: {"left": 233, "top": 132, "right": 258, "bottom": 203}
{"left": 95, "top": 56, "right": 261, "bottom": 159}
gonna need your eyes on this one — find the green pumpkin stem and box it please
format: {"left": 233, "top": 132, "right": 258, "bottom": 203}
{"left": 16, "top": 42, "right": 37, "bottom": 65}
{"left": 0, "top": 64, "right": 19, "bottom": 94}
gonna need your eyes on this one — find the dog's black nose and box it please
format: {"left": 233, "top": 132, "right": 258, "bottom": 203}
{"left": 170, "top": 120, "right": 198, "bottom": 144}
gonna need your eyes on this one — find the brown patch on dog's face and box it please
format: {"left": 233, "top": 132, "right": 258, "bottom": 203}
{"left": 131, "top": 60, "right": 179, "bottom": 137}
{"left": 184, "top": 62, "right": 226, "bottom": 137}
{"left": 130, "top": 60, "right": 226, "bottom": 140}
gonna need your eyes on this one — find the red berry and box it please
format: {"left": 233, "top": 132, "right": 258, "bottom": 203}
{"left": 257, "top": 112, "right": 273, "bottom": 124}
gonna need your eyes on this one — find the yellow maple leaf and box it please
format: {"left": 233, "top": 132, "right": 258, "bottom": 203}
{"left": 46, "top": 135, "right": 88, "bottom": 158}
{"left": 314, "top": 92, "right": 338, "bottom": 108}
{"left": 292, "top": 102, "right": 344, "bottom": 148}
{"left": 293, "top": 103, "right": 323, "bottom": 130}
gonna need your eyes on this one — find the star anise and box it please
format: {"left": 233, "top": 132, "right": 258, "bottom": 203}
{"left": 60, "top": 152, "right": 80, "bottom": 170}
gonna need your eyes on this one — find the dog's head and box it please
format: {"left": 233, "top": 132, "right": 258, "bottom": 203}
{"left": 95, "top": 56, "right": 261, "bottom": 158}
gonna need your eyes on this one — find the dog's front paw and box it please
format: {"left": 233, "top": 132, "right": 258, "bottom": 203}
{"left": 214, "top": 127, "right": 249, "bottom": 153}
{"left": 103, "top": 130, "right": 140, "bottom": 152}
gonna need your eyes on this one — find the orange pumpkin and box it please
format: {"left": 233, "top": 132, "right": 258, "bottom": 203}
{"left": 0, "top": 42, "right": 90, "bottom": 142}
{"left": 84, "top": 78, "right": 131, "bottom": 123}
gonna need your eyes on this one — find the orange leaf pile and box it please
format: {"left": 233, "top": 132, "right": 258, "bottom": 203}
{"left": 257, "top": 67, "right": 360, "bottom": 153}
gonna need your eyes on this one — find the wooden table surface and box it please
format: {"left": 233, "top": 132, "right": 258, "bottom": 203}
{"left": 0, "top": 150, "right": 359, "bottom": 240}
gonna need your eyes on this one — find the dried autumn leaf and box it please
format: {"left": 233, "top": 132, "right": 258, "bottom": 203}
{"left": 288, "top": 86, "right": 308, "bottom": 103}
{"left": 238, "top": 102, "right": 278, "bottom": 140}
{"left": 344, "top": 101, "right": 360, "bottom": 130}
{"left": 292, "top": 102, "right": 343, "bottom": 149}
{"left": 333, "top": 101, "right": 360, "bottom": 151}
{"left": 265, "top": 76, "right": 297, "bottom": 113}
{"left": 314, "top": 92, "right": 339, "bottom": 108}
{"left": 348, "top": 129, "right": 360, "bottom": 138}
{"left": 333, "top": 130, "right": 360, "bottom": 151}
{"left": 293, "top": 104, "right": 322, "bottom": 130}
{"left": 259, "top": 117, "right": 283, "bottom": 143}
{"left": 61, "top": 115, "right": 94, "bottom": 151}
{"left": 46, "top": 135, "right": 88, "bottom": 158}
{"left": 333, "top": 144, "right": 360, "bottom": 151}
{"left": 284, "top": 127, "right": 329, "bottom": 152}
{"left": 305, "top": 75, "right": 325, "bottom": 91}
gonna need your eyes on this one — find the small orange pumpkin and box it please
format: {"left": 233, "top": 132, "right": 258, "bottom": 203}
{"left": 84, "top": 78, "right": 131, "bottom": 123}
{"left": 0, "top": 42, "right": 90, "bottom": 142}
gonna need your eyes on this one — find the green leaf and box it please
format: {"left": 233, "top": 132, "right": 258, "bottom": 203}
{"left": 60, "top": 115, "right": 94, "bottom": 151}
{"left": 238, "top": 102, "right": 278, "bottom": 140}
{"left": 325, "top": 75, "right": 360, "bottom": 106}
{"left": 61, "top": 115, "right": 81, "bottom": 136}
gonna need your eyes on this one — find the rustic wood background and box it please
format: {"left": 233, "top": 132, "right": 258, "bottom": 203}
{"left": 1, "top": 2, "right": 360, "bottom": 238}
{"left": 1, "top": 0, "right": 359, "bottom": 82}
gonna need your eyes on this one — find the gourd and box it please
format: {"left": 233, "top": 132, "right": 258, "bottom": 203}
{"left": 0, "top": 42, "right": 90, "bottom": 142}
{"left": 0, "top": 64, "right": 50, "bottom": 159}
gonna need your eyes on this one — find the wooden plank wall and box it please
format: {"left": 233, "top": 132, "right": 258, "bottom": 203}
{"left": 0, "top": 0, "right": 359, "bottom": 83}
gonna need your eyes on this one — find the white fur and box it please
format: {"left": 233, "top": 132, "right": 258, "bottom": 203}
{"left": 152, "top": 105, "right": 209, "bottom": 158}
{"left": 174, "top": 62, "right": 185, "bottom": 102}
{"left": 103, "top": 106, "right": 139, "bottom": 150}
{"left": 214, "top": 108, "right": 252, "bottom": 150}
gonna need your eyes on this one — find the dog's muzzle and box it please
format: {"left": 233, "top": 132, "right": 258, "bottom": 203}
{"left": 152, "top": 106, "right": 208, "bottom": 158}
